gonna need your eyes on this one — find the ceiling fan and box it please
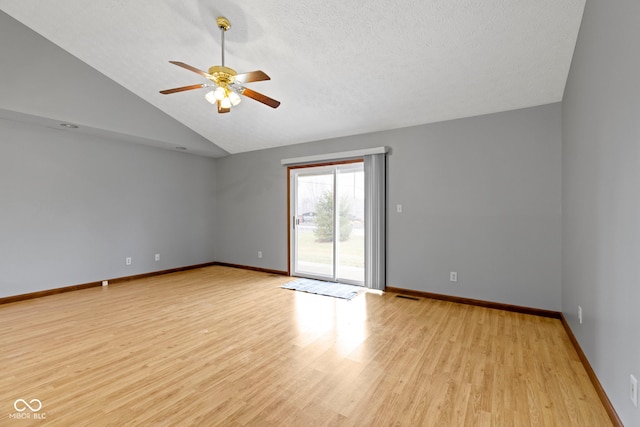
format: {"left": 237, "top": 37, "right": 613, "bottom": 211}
{"left": 159, "top": 16, "right": 280, "bottom": 114}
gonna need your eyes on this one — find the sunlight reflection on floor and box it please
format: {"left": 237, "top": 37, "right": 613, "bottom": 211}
{"left": 293, "top": 290, "right": 369, "bottom": 357}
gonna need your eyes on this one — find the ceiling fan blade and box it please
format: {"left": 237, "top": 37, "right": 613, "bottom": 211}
{"left": 234, "top": 70, "right": 270, "bottom": 84}
{"left": 239, "top": 87, "right": 281, "bottom": 109}
{"left": 169, "top": 61, "right": 213, "bottom": 79}
{"left": 217, "top": 100, "right": 230, "bottom": 114}
{"left": 159, "top": 83, "right": 207, "bottom": 94}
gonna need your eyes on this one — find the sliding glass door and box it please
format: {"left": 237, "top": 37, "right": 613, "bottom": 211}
{"left": 290, "top": 162, "right": 365, "bottom": 285}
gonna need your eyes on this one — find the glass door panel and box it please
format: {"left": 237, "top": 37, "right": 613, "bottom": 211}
{"left": 291, "top": 162, "right": 365, "bottom": 285}
{"left": 336, "top": 166, "right": 365, "bottom": 283}
{"left": 294, "top": 170, "right": 334, "bottom": 279}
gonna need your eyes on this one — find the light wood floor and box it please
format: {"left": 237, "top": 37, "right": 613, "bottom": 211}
{"left": 1, "top": 266, "right": 611, "bottom": 426}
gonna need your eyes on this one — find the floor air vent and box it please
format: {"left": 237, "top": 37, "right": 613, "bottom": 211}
{"left": 396, "top": 295, "right": 420, "bottom": 301}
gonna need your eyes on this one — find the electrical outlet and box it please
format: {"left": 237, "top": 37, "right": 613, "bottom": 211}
{"left": 155, "top": 254, "right": 160, "bottom": 261}
{"left": 258, "top": 251, "right": 263, "bottom": 259}
{"left": 578, "top": 305, "right": 582, "bottom": 324}
{"left": 126, "top": 257, "right": 132, "bottom": 265}
{"left": 449, "top": 271, "right": 458, "bottom": 282}
{"left": 396, "top": 204, "right": 402, "bottom": 213}
{"left": 102, "top": 280, "right": 108, "bottom": 286}
{"left": 631, "top": 374, "right": 638, "bottom": 407}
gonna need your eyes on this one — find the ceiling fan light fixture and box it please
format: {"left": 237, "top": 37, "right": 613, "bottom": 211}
{"left": 229, "top": 91, "right": 241, "bottom": 106}
{"left": 220, "top": 96, "right": 232, "bottom": 109}
{"left": 204, "top": 90, "right": 217, "bottom": 104}
{"left": 213, "top": 86, "right": 226, "bottom": 101}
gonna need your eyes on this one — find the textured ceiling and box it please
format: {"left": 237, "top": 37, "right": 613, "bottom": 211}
{"left": 0, "top": 0, "right": 585, "bottom": 156}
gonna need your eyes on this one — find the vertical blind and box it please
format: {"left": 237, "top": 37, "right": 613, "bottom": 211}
{"left": 364, "top": 153, "right": 386, "bottom": 290}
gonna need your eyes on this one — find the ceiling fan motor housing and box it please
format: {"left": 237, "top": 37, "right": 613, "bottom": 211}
{"left": 208, "top": 65, "right": 237, "bottom": 86}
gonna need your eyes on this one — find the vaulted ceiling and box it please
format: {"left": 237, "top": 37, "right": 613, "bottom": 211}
{"left": 0, "top": 1, "right": 585, "bottom": 157}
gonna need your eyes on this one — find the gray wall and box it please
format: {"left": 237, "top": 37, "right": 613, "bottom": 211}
{"left": 562, "top": 0, "right": 640, "bottom": 424}
{"left": 216, "top": 103, "right": 562, "bottom": 310}
{"left": 0, "top": 118, "right": 218, "bottom": 298}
